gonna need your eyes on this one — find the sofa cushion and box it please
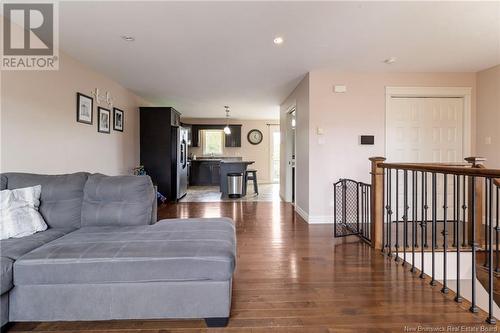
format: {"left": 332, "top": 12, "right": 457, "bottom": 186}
{"left": 0, "top": 228, "right": 74, "bottom": 260}
{"left": 1, "top": 185, "right": 48, "bottom": 240}
{"left": 81, "top": 174, "right": 155, "bottom": 227}
{"left": 3, "top": 173, "right": 88, "bottom": 229}
{"left": 14, "top": 218, "right": 236, "bottom": 285}
{"left": 0, "top": 257, "right": 13, "bottom": 294}
{"left": 0, "top": 175, "right": 6, "bottom": 190}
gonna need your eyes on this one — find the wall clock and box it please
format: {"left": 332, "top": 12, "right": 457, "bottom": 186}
{"left": 247, "top": 129, "right": 263, "bottom": 145}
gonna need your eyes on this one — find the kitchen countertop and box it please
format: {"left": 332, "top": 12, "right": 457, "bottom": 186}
{"left": 190, "top": 157, "right": 246, "bottom": 162}
{"left": 220, "top": 160, "right": 254, "bottom": 164}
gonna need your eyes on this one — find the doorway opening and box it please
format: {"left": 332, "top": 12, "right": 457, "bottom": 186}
{"left": 286, "top": 108, "right": 296, "bottom": 204}
{"left": 269, "top": 124, "right": 280, "bottom": 183}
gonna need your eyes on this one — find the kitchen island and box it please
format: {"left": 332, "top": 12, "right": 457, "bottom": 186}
{"left": 189, "top": 157, "right": 254, "bottom": 197}
{"left": 219, "top": 160, "right": 255, "bottom": 197}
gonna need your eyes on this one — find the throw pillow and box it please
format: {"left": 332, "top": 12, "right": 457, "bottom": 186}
{"left": 0, "top": 185, "right": 48, "bottom": 240}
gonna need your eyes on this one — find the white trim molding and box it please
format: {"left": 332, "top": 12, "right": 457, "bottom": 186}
{"left": 295, "top": 206, "right": 334, "bottom": 224}
{"left": 385, "top": 86, "right": 472, "bottom": 160}
{"left": 294, "top": 205, "right": 309, "bottom": 223}
{"left": 307, "top": 215, "right": 334, "bottom": 224}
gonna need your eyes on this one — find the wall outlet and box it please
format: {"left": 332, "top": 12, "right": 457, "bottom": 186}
{"left": 317, "top": 127, "right": 324, "bottom": 135}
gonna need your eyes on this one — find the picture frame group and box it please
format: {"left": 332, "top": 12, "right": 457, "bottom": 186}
{"left": 76, "top": 92, "right": 124, "bottom": 133}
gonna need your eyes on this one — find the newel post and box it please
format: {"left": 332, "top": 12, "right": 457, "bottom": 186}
{"left": 370, "top": 157, "right": 386, "bottom": 250}
{"left": 465, "top": 157, "right": 486, "bottom": 248}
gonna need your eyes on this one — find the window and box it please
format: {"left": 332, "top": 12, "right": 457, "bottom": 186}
{"left": 202, "top": 130, "right": 224, "bottom": 155}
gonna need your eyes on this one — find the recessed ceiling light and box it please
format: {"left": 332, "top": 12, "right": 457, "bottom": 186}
{"left": 384, "top": 57, "right": 397, "bottom": 64}
{"left": 273, "top": 37, "right": 284, "bottom": 45}
{"left": 121, "top": 35, "right": 135, "bottom": 42}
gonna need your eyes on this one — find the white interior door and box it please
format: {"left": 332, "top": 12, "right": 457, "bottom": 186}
{"left": 387, "top": 97, "right": 464, "bottom": 164}
{"left": 386, "top": 97, "right": 465, "bottom": 222}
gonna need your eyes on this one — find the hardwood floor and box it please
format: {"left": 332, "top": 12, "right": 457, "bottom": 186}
{"left": 180, "top": 184, "right": 280, "bottom": 202}
{"left": 9, "top": 202, "right": 499, "bottom": 332}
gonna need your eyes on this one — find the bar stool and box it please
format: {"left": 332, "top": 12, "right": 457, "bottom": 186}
{"left": 245, "top": 169, "right": 259, "bottom": 195}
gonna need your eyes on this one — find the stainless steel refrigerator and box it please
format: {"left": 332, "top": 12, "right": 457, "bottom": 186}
{"left": 176, "top": 126, "right": 188, "bottom": 200}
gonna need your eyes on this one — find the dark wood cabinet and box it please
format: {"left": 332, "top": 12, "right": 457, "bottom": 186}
{"left": 225, "top": 125, "right": 242, "bottom": 147}
{"left": 184, "top": 124, "right": 241, "bottom": 148}
{"left": 191, "top": 125, "right": 201, "bottom": 147}
{"left": 211, "top": 163, "right": 221, "bottom": 184}
{"left": 190, "top": 160, "right": 221, "bottom": 186}
{"left": 171, "top": 111, "right": 180, "bottom": 127}
{"left": 140, "top": 107, "right": 181, "bottom": 201}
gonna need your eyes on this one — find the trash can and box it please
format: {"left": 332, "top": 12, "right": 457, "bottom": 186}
{"left": 227, "top": 172, "right": 243, "bottom": 198}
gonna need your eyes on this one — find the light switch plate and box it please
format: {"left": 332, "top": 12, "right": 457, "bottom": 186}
{"left": 485, "top": 136, "right": 492, "bottom": 145}
{"left": 334, "top": 85, "right": 347, "bottom": 93}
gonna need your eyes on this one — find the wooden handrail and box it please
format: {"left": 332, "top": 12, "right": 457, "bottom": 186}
{"left": 379, "top": 162, "right": 500, "bottom": 178}
{"left": 476, "top": 164, "right": 500, "bottom": 188}
{"left": 369, "top": 156, "right": 499, "bottom": 250}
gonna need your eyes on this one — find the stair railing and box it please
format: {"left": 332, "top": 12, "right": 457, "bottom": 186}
{"left": 369, "top": 156, "right": 500, "bottom": 325}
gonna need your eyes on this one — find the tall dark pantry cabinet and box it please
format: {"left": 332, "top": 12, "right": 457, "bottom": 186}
{"left": 139, "top": 107, "right": 188, "bottom": 202}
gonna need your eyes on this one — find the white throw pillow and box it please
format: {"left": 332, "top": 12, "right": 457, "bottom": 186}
{"left": 0, "top": 185, "right": 48, "bottom": 240}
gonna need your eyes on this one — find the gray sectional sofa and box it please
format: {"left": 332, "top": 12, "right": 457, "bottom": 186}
{"left": 0, "top": 172, "right": 236, "bottom": 329}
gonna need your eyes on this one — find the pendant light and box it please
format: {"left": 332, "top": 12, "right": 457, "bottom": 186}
{"left": 223, "top": 106, "right": 231, "bottom": 135}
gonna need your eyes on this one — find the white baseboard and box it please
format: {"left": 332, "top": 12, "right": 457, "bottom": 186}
{"left": 294, "top": 206, "right": 334, "bottom": 224}
{"left": 307, "top": 215, "right": 334, "bottom": 224}
{"left": 294, "top": 205, "right": 309, "bottom": 222}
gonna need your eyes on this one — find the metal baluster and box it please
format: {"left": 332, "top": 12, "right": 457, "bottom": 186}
{"left": 362, "top": 186, "right": 365, "bottom": 240}
{"left": 395, "top": 170, "right": 399, "bottom": 262}
{"left": 356, "top": 183, "right": 360, "bottom": 238}
{"left": 382, "top": 174, "right": 386, "bottom": 253}
{"left": 420, "top": 171, "right": 426, "bottom": 279}
{"left": 369, "top": 185, "right": 372, "bottom": 241}
{"left": 388, "top": 170, "right": 392, "bottom": 257}
{"left": 486, "top": 178, "right": 496, "bottom": 324}
{"left": 431, "top": 173, "right": 437, "bottom": 286}
{"left": 403, "top": 170, "right": 408, "bottom": 265}
{"left": 368, "top": 185, "right": 370, "bottom": 240}
{"left": 405, "top": 170, "right": 409, "bottom": 250}
{"left": 414, "top": 171, "right": 419, "bottom": 248}
{"left": 462, "top": 176, "right": 467, "bottom": 247}
{"left": 442, "top": 174, "right": 448, "bottom": 294}
{"left": 470, "top": 176, "right": 478, "bottom": 313}
{"left": 411, "top": 171, "right": 416, "bottom": 272}
{"left": 455, "top": 175, "right": 462, "bottom": 302}
{"left": 424, "top": 172, "right": 429, "bottom": 248}
{"left": 453, "top": 176, "right": 457, "bottom": 247}
{"left": 484, "top": 179, "right": 489, "bottom": 268}
{"left": 366, "top": 185, "right": 369, "bottom": 240}
{"left": 496, "top": 184, "right": 499, "bottom": 273}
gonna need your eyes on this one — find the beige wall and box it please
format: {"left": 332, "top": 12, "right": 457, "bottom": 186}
{"left": 280, "top": 74, "right": 309, "bottom": 217}
{"left": 1, "top": 51, "right": 148, "bottom": 175}
{"left": 476, "top": 65, "right": 500, "bottom": 168}
{"left": 308, "top": 71, "right": 477, "bottom": 221}
{"left": 282, "top": 71, "right": 477, "bottom": 223}
{"left": 182, "top": 118, "right": 278, "bottom": 183}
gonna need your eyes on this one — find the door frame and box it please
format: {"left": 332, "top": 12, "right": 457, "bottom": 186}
{"left": 385, "top": 86, "right": 472, "bottom": 160}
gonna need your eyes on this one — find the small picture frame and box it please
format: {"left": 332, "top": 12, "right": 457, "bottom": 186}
{"left": 97, "top": 107, "right": 111, "bottom": 133}
{"left": 113, "top": 107, "right": 124, "bottom": 132}
{"left": 76, "top": 92, "right": 93, "bottom": 124}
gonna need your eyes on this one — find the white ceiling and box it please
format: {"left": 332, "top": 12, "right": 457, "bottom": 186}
{"left": 59, "top": 1, "right": 500, "bottom": 119}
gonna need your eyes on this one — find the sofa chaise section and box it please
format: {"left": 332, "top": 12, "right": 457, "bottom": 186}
{"left": 10, "top": 218, "right": 236, "bottom": 323}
